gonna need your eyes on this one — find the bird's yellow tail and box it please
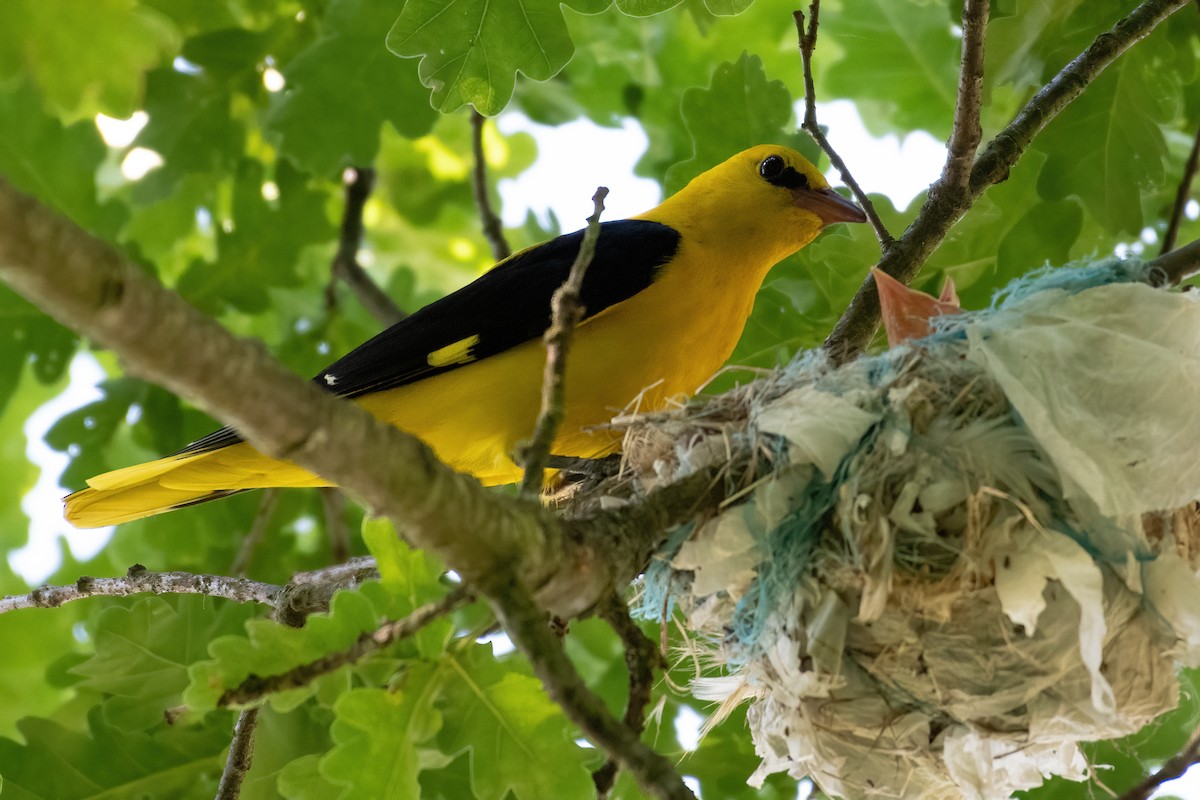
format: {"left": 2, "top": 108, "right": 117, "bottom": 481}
{"left": 64, "top": 444, "right": 330, "bottom": 528}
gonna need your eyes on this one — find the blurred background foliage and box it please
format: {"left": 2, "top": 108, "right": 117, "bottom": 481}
{"left": 0, "top": 0, "right": 1198, "bottom": 797}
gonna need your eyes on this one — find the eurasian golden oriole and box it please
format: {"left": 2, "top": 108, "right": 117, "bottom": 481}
{"left": 65, "top": 145, "right": 865, "bottom": 527}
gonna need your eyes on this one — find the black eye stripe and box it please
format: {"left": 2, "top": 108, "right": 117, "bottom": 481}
{"left": 758, "top": 156, "right": 809, "bottom": 189}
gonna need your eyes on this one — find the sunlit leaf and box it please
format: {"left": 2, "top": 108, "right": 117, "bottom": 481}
{"left": 387, "top": 0, "right": 610, "bottom": 115}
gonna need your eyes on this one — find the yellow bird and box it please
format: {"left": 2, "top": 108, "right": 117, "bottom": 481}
{"left": 65, "top": 145, "right": 865, "bottom": 527}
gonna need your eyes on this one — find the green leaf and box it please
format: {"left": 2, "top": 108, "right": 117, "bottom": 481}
{"left": 0, "top": 0, "right": 178, "bottom": 120}
{"left": 186, "top": 586, "right": 380, "bottom": 711}
{"left": 0, "top": 709, "right": 228, "bottom": 799}
{"left": 240, "top": 705, "right": 337, "bottom": 800}
{"left": 361, "top": 516, "right": 453, "bottom": 659}
{"left": 0, "top": 288, "right": 76, "bottom": 416}
{"left": 135, "top": 66, "right": 246, "bottom": 177}
{"left": 321, "top": 676, "right": 451, "bottom": 799}
{"left": 614, "top": 0, "right": 683, "bottom": 15}
{"left": 187, "top": 557, "right": 451, "bottom": 713}
{"left": 438, "top": 646, "right": 593, "bottom": 800}
{"left": 985, "top": 0, "right": 1087, "bottom": 93}
{"left": 0, "top": 79, "right": 126, "bottom": 237}
{"left": 0, "top": 610, "right": 78, "bottom": 740}
{"left": 175, "top": 159, "right": 335, "bottom": 313}
{"left": 821, "top": 0, "right": 959, "bottom": 139}
{"left": 69, "top": 595, "right": 258, "bottom": 731}
{"left": 1035, "top": 37, "right": 1178, "bottom": 235}
{"left": 280, "top": 754, "right": 343, "bottom": 800}
{"left": 267, "top": 0, "right": 438, "bottom": 176}
{"left": 386, "top": 0, "right": 608, "bottom": 115}
{"left": 664, "top": 52, "right": 814, "bottom": 194}
{"left": 703, "top": 0, "right": 755, "bottom": 14}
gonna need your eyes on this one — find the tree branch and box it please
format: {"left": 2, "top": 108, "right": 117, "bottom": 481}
{"left": 1149, "top": 237, "right": 1200, "bottom": 285}
{"left": 943, "top": 0, "right": 989, "bottom": 195}
{"left": 219, "top": 587, "right": 471, "bottom": 707}
{"left": 0, "top": 175, "right": 735, "bottom": 613}
{"left": 1162, "top": 119, "right": 1200, "bottom": 255}
{"left": 824, "top": 0, "right": 1190, "bottom": 363}
{"left": 0, "top": 176, "right": 567, "bottom": 604}
{"left": 215, "top": 708, "right": 259, "bottom": 800}
{"left": 1116, "top": 730, "right": 1200, "bottom": 800}
{"left": 0, "top": 565, "right": 281, "bottom": 613}
{"left": 481, "top": 572, "right": 696, "bottom": 800}
{"left": 325, "top": 166, "right": 405, "bottom": 327}
{"left": 518, "top": 187, "right": 609, "bottom": 497}
{"left": 471, "top": 110, "right": 512, "bottom": 261}
{"left": 793, "top": 3, "right": 893, "bottom": 247}
{"left": 593, "top": 592, "right": 665, "bottom": 798}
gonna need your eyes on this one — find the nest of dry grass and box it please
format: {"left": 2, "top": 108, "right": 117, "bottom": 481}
{"left": 576, "top": 263, "right": 1200, "bottom": 800}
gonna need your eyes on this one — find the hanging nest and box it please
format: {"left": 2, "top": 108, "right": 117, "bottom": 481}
{"left": 607, "top": 259, "right": 1200, "bottom": 800}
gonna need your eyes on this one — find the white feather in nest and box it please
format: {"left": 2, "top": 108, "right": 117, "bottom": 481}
{"left": 629, "top": 260, "right": 1200, "bottom": 800}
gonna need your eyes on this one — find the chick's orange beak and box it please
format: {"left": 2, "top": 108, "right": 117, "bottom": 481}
{"left": 795, "top": 187, "right": 867, "bottom": 225}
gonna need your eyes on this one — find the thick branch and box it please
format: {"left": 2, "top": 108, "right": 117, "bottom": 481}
{"left": 0, "top": 176, "right": 738, "bottom": 620}
{"left": 0, "top": 565, "right": 281, "bottom": 613}
{"left": 824, "top": 0, "right": 1190, "bottom": 363}
{"left": 1162, "top": 119, "right": 1200, "bottom": 255}
{"left": 326, "top": 166, "right": 405, "bottom": 327}
{"left": 0, "top": 178, "right": 564, "bottom": 601}
{"left": 519, "top": 187, "right": 609, "bottom": 497}
{"left": 794, "top": 4, "right": 893, "bottom": 247}
{"left": 471, "top": 111, "right": 512, "bottom": 261}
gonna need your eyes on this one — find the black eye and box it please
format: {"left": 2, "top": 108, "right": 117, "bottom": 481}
{"left": 759, "top": 156, "right": 810, "bottom": 189}
{"left": 759, "top": 155, "right": 785, "bottom": 180}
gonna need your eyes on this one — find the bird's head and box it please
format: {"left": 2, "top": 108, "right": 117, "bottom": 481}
{"left": 647, "top": 145, "right": 867, "bottom": 268}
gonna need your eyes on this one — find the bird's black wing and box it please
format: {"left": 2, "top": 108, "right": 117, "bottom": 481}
{"left": 176, "top": 219, "right": 680, "bottom": 456}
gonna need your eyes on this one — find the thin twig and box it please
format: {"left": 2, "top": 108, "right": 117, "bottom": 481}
{"left": 518, "top": 187, "right": 609, "bottom": 497}
{"left": 593, "top": 592, "right": 666, "bottom": 798}
{"left": 215, "top": 708, "right": 260, "bottom": 800}
{"left": 482, "top": 573, "right": 696, "bottom": 800}
{"left": 0, "top": 565, "right": 281, "bottom": 613}
{"left": 1162, "top": 120, "right": 1200, "bottom": 255}
{"left": 325, "top": 166, "right": 405, "bottom": 327}
{"left": 1148, "top": 237, "right": 1200, "bottom": 284}
{"left": 230, "top": 488, "right": 279, "bottom": 577}
{"left": 219, "top": 587, "right": 471, "bottom": 707}
{"left": 824, "top": 0, "right": 1189, "bottom": 364}
{"left": 794, "top": 4, "right": 893, "bottom": 247}
{"left": 471, "top": 110, "right": 511, "bottom": 261}
{"left": 319, "top": 487, "right": 350, "bottom": 563}
{"left": 1116, "top": 730, "right": 1200, "bottom": 800}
